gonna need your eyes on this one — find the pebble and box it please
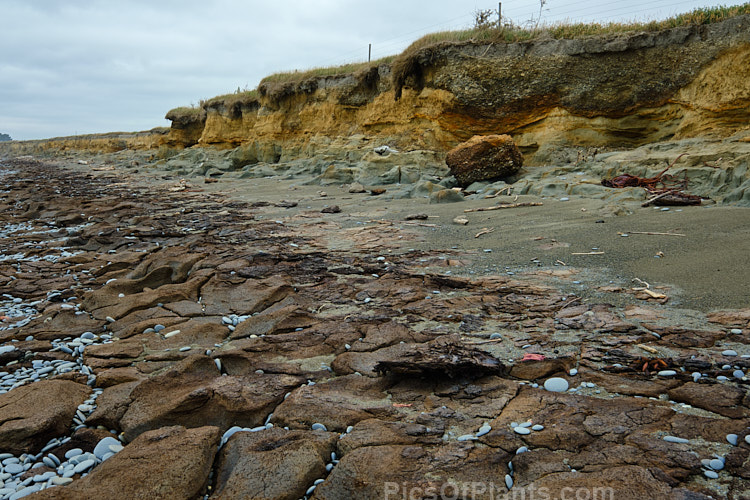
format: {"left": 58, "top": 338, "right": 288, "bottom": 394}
{"left": 730, "top": 328, "right": 743, "bottom": 334}
{"left": 734, "top": 370, "right": 745, "bottom": 379}
{"left": 489, "top": 333, "right": 502, "bottom": 340}
{"left": 457, "top": 434, "right": 478, "bottom": 441}
{"left": 722, "top": 349, "right": 738, "bottom": 356}
{"left": 692, "top": 372, "right": 702, "bottom": 382}
{"left": 657, "top": 370, "right": 677, "bottom": 377}
{"left": 476, "top": 423, "right": 492, "bottom": 437}
{"left": 3, "top": 463, "right": 24, "bottom": 475}
{"left": 727, "top": 433, "right": 739, "bottom": 446}
{"left": 311, "top": 423, "right": 327, "bottom": 432}
{"left": 704, "top": 470, "right": 719, "bottom": 479}
{"left": 663, "top": 436, "right": 690, "bottom": 444}
{"left": 569, "top": 368, "right": 578, "bottom": 376}
{"left": 543, "top": 377, "right": 569, "bottom": 392}
{"left": 163, "top": 330, "right": 180, "bottom": 338}
{"left": 64, "top": 449, "right": 82, "bottom": 460}
{"left": 532, "top": 425, "right": 544, "bottom": 431}
{"left": 73, "top": 458, "right": 95, "bottom": 474}
{"left": 515, "top": 446, "right": 528, "bottom": 454}
{"left": 93, "top": 437, "right": 122, "bottom": 460}
{"left": 708, "top": 458, "right": 724, "bottom": 471}
{"left": 513, "top": 426, "right": 531, "bottom": 435}
{"left": 9, "top": 485, "right": 41, "bottom": 500}
{"left": 746, "top": 435, "right": 750, "bottom": 445}
{"left": 505, "top": 474, "right": 513, "bottom": 489}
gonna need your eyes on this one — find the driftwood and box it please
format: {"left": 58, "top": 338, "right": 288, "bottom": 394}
{"left": 464, "top": 202, "right": 543, "bottom": 213}
{"left": 601, "top": 154, "right": 704, "bottom": 206}
{"left": 374, "top": 336, "right": 506, "bottom": 379}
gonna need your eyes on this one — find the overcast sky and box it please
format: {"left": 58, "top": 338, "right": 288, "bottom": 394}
{"left": 1, "top": 0, "right": 735, "bottom": 140}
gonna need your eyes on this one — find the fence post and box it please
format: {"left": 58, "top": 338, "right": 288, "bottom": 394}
{"left": 498, "top": 2, "right": 502, "bottom": 28}
{"left": 368, "top": 43, "right": 372, "bottom": 62}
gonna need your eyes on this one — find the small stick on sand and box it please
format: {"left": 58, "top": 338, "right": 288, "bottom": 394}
{"left": 625, "top": 231, "right": 686, "bottom": 237}
{"left": 571, "top": 251, "right": 605, "bottom": 255}
{"left": 402, "top": 222, "right": 438, "bottom": 228}
{"left": 637, "top": 344, "right": 659, "bottom": 354}
{"left": 474, "top": 227, "right": 495, "bottom": 238}
{"left": 464, "top": 202, "right": 542, "bottom": 213}
{"left": 555, "top": 259, "right": 567, "bottom": 266}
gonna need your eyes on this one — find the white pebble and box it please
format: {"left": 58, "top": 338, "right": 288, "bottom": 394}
{"left": 476, "top": 423, "right": 492, "bottom": 437}
{"left": 163, "top": 330, "right": 180, "bottom": 338}
{"left": 569, "top": 368, "right": 578, "bottom": 376}
{"left": 704, "top": 470, "right": 719, "bottom": 479}
{"left": 516, "top": 446, "right": 528, "bottom": 454}
{"left": 513, "top": 427, "right": 531, "bottom": 435}
{"left": 457, "top": 434, "right": 478, "bottom": 441}
{"left": 532, "top": 424, "right": 544, "bottom": 431}
{"left": 311, "top": 423, "right": 327, "bottom": 432}
{"left": 505, "top": 474, "right": 513, "bottom": 489}
{"left": 733, "top": 370, "right": 744, "bottom": 379}
{"left": 722, "top": 349, "right": 738, "bottom": 356}
{"left": 657, "top": 370, "right": 677, "bottom": 377}
{"left": 731, "top": 329, "right": 743, "bottom": 334}
{"left": 663, "top": 436, "right": 689, "bottom": 444}
{"left": 727, "top": 434, "right": 739, "bottom": 446}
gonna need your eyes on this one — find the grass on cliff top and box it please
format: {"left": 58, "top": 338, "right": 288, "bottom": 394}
{"left": 403, "top": 4, "right": 750, "bottom": 52}
{"left": 259, "top": 56, "right": 396, "bottom": 85}
{"left": 202, "top": 89, "right": 260, "bottom": 107}
{"left": 167, "top": 4, "right": 748, "bottom": 116}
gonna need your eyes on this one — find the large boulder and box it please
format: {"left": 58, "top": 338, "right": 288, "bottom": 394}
{"left": 445, "top": 134, "right": 523, "bottom": 187}
{"left": 32, "top": 425, "right": 220, "bottom": 500}
{"left": 212, "top": 427, "right": 338, "bottom": 500}
{"left": 0, "top": 380, "right": 91, "bottom": 454}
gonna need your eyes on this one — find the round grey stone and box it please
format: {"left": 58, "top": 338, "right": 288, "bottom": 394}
{"left": 513, "top": 426, "right": 531, "bottom": 435}
{"left": 727, "top": 434, "right": 739, "bottom": 446}
{"left": 543, "top": 377, "right": 569, "bottom": 392}
{"left": 709, "top": 459, "right": 724, "bottom": 471}
{"left": 722, "top": 349, "right": 738, "bottom": 356}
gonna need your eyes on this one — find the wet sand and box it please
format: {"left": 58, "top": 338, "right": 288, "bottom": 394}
{"left": 137, "top": 171, "right": 750, "bottom": 312}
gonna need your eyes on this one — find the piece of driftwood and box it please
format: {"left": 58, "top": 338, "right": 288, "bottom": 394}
{"left": 374, "top": 337, "right": 506, "bottom": 378}
{"left": 624, "top": 231, "right": 686, "bottom": 237}
{"left": 464, "top": 202, "right": 542, "bottom": 213}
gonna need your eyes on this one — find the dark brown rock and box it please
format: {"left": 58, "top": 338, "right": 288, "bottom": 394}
{"left": 212, "top": 427, "right": 337, "bottom": 500}
{"left": 445, "top": 134, "right": 522, "bottom": 187}
{"left": 32, "top": 425, "right": 220, "bottom": 500}
{"left": 0, "top": 380, "right": 90, "bottom": 454}
{"left": 373, "top": 336, "right": 506, "bottom": 379}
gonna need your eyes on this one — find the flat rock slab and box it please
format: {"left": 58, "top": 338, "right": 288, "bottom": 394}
{"left": 213, "top": 427, "right": 337, "bottom": 500}
{"left": 118, "top": 355, "right": 304, "bottom": 442}
{"left": 314, "top": 443, "right": 511, "bottom": 499}
{"left": 31, "top": 425, "right": 220, "bottom": 500}
{"left": 0, "top": 379, "right": 90, "bottom": 454}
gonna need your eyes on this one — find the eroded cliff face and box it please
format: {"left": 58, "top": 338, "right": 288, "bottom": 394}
{"left": 161, "top": 15, "right": 750, "bottom": 165}
{"left": 1, "top": 16, "right": 748, "bottom": 165}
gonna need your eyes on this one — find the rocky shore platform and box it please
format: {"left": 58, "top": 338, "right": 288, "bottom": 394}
{"left": 1, "top": 154, "right": 749, "bottom": 499}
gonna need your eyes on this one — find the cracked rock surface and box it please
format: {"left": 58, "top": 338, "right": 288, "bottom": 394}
{"left": 0, "top": 157, "right": 748, "bottom": 499}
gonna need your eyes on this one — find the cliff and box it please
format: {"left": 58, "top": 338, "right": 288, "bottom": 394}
{"left": 160, "top": 14, "right": 750, "bottom": 165}
{"left": 2, "top": 14, "right": 749, "bottom": 167}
